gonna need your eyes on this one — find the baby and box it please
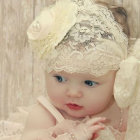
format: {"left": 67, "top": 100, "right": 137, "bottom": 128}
{"left": 22, "top": 0, "right": 131, "bottom": 139}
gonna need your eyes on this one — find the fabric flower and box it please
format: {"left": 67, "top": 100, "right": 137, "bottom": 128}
{"left": 27, "top": 0, "right": 78, "bottom": 58}
{"left": 27, "top": 8, "right": 55, "bottom": 40}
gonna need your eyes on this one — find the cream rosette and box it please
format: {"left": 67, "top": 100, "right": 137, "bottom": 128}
{"left": 27, "top": 0, "right": 77, "bottom": 58}
{"left": 114, "top": 39, "right": 140, "bottom": 108}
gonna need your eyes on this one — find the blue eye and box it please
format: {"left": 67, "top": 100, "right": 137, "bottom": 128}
{"left": 54, "top": 76, "right": 66, "bottom": 83}
{"left": 84, "top": 80, "right": 98, "bottom": 87}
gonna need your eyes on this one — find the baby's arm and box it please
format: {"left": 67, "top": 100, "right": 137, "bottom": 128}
{"left": 21, "top": 103, "right": 56, "bottom": 140}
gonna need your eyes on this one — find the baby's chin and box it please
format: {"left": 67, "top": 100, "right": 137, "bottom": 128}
{"left": 63, "top": 109, "right": 94, "bottom": 120}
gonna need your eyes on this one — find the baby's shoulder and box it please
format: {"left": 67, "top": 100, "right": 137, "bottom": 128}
{"left": 25, "top": 103, "right": 56, "bottom": 130}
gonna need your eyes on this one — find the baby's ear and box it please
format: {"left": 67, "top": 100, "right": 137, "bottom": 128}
{"left": 110, "top": 6, "right": 130, "bottom": 36}
{"left": 113, "top": 7, "right": 127, "bottom": 21}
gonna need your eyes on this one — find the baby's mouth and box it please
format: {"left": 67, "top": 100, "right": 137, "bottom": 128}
{"left": 66, "top": 103, "right": 83, "bottom": 110}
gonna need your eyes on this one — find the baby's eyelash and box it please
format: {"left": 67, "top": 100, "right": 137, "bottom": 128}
{"left": 53, "top": 75, "right": 67, "bottom": 83}
{"left": 84, "top": 80, "right": 99, "bottom": 87}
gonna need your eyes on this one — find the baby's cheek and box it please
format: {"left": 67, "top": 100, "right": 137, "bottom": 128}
{"left": 48, "top": 91, "right": 64, "bottom": 103}
{"left": 48, "top": 92, "right": 58, "bottom": 100}
{"left": 86, "top": 100, "right": 107, "bottom": 114}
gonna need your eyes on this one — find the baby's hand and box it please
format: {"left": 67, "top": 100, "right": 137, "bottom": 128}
{"left": 51, "top": 119, "right": 79, "bottom": 136}
{"left": 71, "top": 117, "right": 106, "bottom": 140}
{"left": 51, "top": 117, "right": 106, "bottom": 140}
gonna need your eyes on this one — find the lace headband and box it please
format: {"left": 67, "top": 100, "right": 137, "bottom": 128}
{"left": 27, "top": 0, "right": 128, "bottom": 76}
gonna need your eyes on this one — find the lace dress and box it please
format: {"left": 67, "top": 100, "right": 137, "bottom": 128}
{"left": 0, "top": 96, "right": 128, "bottom": 140}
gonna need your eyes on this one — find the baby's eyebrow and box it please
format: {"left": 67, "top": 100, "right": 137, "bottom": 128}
{"left": 51, "top": 72, "right": 61, "bottom": 75}
{"left": 83, "top": 75, "right": 98, "bottom": 79}
{"left": 89, "top": 78, "right": 100, "bottom": 81}
{"left": 80, "top": 76, "right": 100, "bottom": 81}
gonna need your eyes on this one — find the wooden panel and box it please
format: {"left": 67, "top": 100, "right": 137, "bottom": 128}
{"left": 0, "top": 0, "right": 56, "bottom": 120}
{"left": 0, "top": 0, "right": 34, "bottom": 119}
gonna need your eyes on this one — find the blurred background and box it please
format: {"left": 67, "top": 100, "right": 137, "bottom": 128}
{"left": 0, "top": 0, "right": 140, "bottom": 120}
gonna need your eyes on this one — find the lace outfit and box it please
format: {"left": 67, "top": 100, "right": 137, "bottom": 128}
{"left": 0, "top": 96, "right": 125, "bottom": 140}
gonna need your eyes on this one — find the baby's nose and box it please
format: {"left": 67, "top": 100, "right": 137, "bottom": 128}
{"left": 66, "top": 89, "right": 83, "bottom": 98}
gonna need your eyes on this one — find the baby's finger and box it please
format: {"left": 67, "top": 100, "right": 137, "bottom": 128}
{"left": 90, "top": 124, "right": 105, "bottom": 133}
{"left": 86, "top": 117, "right": 106, "bottom": 126}
{"left": 92, "top": 133, "right": 99, "bottom": 139}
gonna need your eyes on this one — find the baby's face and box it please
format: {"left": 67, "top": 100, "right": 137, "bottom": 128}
{"left": 46, "top": 70, "right": 116, "bottom": 118}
